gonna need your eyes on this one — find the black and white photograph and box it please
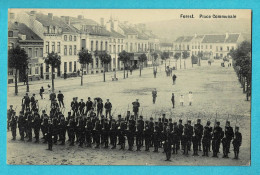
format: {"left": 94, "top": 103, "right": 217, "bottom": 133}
{"left": 7, "top": 9, "right": 251, "bottom": 165}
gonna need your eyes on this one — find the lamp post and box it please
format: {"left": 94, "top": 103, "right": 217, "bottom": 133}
{"left": 26, "top": 66, "right": 29, "bottom": 92}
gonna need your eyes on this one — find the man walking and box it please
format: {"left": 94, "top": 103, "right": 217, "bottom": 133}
{"left": 152, "top": 88, "right": 157, "bottom": 104}
{"left": 57, "top": 91, "right": 65, "bottom": 108}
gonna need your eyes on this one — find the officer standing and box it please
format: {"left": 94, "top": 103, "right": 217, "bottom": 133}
{"left": 225, "top": 121, "right": 234, "bottom": 155}
{"left": 132, "top": 99, "right": 140, "bottom": 120}
{"left": 202, "top": 121, "right": 212, "bottom": 157}
{"left": 194, "top": 119, "right": 203, "bottom": 151}
{"left": 18, "top": 111, "right": 26, "bottom": 141}
{"left": 152, "top": 89, "right": 157, "bottom": 104}
{"left": 10, "top": 112, "right": 17, "bottom": 140}
{"left": 212, "top": 121, "right": 223, "bottom": 157}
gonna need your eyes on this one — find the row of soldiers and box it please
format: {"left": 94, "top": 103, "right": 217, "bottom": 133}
{"left": 8, "top": 104, "right": 242, "bottom": 160}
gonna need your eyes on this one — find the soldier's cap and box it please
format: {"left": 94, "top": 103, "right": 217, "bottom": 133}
{"left": 162, "top": 114, "right": 166, "bottom": 116}
{"left": 179, "top": 119, "right": 182, "bottom": 122}
{"left": 118, "top": 115, "right": 122, "bottom": 117}
{"left": 187, "top": 120, "right": 191, "bottom": 123}
{"left": 235, "top": 126, "right": 239, "bottom": 130}
{"left": 139, "top": 115, "right": 143, "bottom": 119}
{"left": 169, "top": 118, "right": 172, "bottom": 121}
{"left": 197, "top": 119, "right": 201, "bottom": 122}
{"left": 216, "top": 121, "right": 220, "bottom": 125}
{"left": 158, "top": 118, "right": 161, "bottom": 121}
{"left": 150, "top": 117, "right": 153, "bottom": 120}
{"left": 68, "top": 112, "right": 71, "bottom": 114}
{"left": 173, "top": 122, "right": 177, "bottom": 125}
{"left": 104, "top": 118, "right": 108, "bottom": 121}
{"left": 207, "top": 121, "right": 211, "bottom": 124}
{"left": 226, "top": 121, "right": 230, "bottom": 124}
{"left": 81, "top": 99, "right": 83, "bottom": 100}
{"left": 10, "top": 105, "right": 13, "bottom": 107}
{"left": 88, "top": 97, "right": 90, "bottom": 99}
{"left": 155, "top": 121, "right": 158, "bottom": 124}
{"left": 33, "top": 93, "right": 35, "bottom": 95}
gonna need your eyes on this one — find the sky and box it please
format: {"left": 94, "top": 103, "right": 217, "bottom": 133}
{"left": 9, "top": 9, "right": 251, "bottom": 24}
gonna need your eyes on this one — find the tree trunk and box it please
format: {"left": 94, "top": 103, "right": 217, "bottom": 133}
{"left": 165, "top": 61, "right": 166, "bottom": 71}
{"left": 103, "top": 64, "right": 106, "bottom": 82}
{"left": 81, "top": 68, "right": 83, "bottom": 86}
{"left": 184, "top": 60, "right": 186, "bottom": 69}
{"left": 180, "top": 57, "right": 182, "bottom": 69}
{"left": 140, "top": 62, "right": 142, "bottom": 77}
{"left": 243, "top": 77, "right": 246, "bottom": 93}
{"left": 51, "top": 66, "right": 54, "bottom": 92}
{"left": 15, "top": 69, "right": 18, "bottom": 95}
{"left": 123, "top": 63, "right": 125, "bottom": 79}
{"left": 175, "top": 61, "right": 177, "bottom": 70}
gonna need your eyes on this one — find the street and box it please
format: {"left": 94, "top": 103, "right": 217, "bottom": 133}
{"left": 7, "top": 61, "right": 251, "bottom": 165}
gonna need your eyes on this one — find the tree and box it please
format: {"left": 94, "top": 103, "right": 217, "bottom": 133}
{"left": 197, "top": 51, "right": 203, "bottom": 66}
{"left": 118, "top": 50, "right": 130, "bottom": 79}
{"left": 98, "top": 51, "right": 112, "bottom": 82}
{"left": 44, "top": 52, "right": 61, "bottom": 92}
{"left": 8, "top": 45, "right": 29, "bottom": 95}
{"left": 182, "top": 51, "right": 190, "bottom": 69}
{"left": 174, "top": 52, "right": 181, "bottom": 70}
{"left": 78, "top": 49, "right": 93, "bottom": 86}
{"left": 138, "top": 53, "right": 147, "bottom": 77}
{"left": 161, "top": 51, "right": 170, "bottom": 71}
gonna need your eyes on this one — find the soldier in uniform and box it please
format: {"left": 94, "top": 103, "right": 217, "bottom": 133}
{"left": 18, "top": 111, "right": 26, "bottom": 141}
{"left": 110, "top": 119, "right": 117, "bottom": 149}
{"left": 222, "top": 136, "right": 229, "bottom": 158}
{"left": 57, "top": 91, "right": 65, "bottom": 108}
{"left": 94, "top": 119, "right": 102, "bottom": 148}
{"left": 78, "top": 99, "right": 85, "bottom": 116}
{"left": 7, "top": 105, "right": 14, "bottom": 131}
{"left": 59, "top": 115, "right": 67, "bottom": 145}
{"left": 52, "top": 116, "right": 59, "bottom": 144}
{"left": 103, "top": 118, "right": 110, "bottom": 148}
{"left": 104, "top": 99, "right": 112, "bottom": 118}
{"left": 149, "top": 117, "right": 155, "bottom": 147}
{"left": 85, "top": 97, "right": 93, "bottom": 115}
{"left": 194, "top": 119, "right": 203, "bottom": 151}
{"left": 71, "top": 98, "right": 78, "bottom": 117}
{"left": 10, "top": 112, "right": 17, "bottom": 140}
{"left": 33, "top": 111, "right": 41, "bottom": 143}
{"left": 136, "top": 119, "right": 143, "bottom": 151}
{"left": 144, "top": 121, "right": 151, "bottom": 151}
{"left": 138, "top": 115, "right": 144, "bottom": 146}
{"left": 171, "top": 93, "right": 175, "bottom": 108}
{"left": 177, "top": 119, "right": 184, "bottom": 151}
{"left": 152, "top": 88, "right": 157, "bottom": 104}
{"left": 225, "top": 121, "right": 234, "bottom": 155}
{"left": 118, "top": 120, "right": 126, "bottom": 150}
{"left": 187, "top": 120, "right": 194, "bottom": 151}
{"left": 172, "top": 122, "right": 179, "bottom": 154}
{"left": 163, "top": 127, "right": 172, "bottom": 161}
{"left": 46, "top": 119, "right": 53, "bottom": 151}
{"left": 78, "top": 118, "right": 85, "bottom": 147}
{"left": 153, "top": 122, "right": 160, "bottom": 152}
{"left": 232, "top": 127, "right": 242, "bottom": 159}
{"left": 132, "top": 99, "right": 140, "bottom": 120}
{"left": 97, "top": 100, "right": 104, "bottom": 118}
{"left": 212, "top": 121, "right": 223, "bottom": 157}
{"left": 26, "top": 111, "right": 33, "bottom": 142}
{"left": 42, "top": 113, "right": 49, "bottom": 143}
{"left": 127, "top": 118, "right": 135, "bottom": 151}
{"left": 202, "top": 121, "right": 212, "bottom": 157}
{"left": 68, "top": 118, "right": 76, "bottom": 146}
{"left": 182, "top": 124, "right": 189, "bottom": 155}
{"left": 30, "top": 94, "right": 36, "bottom": 110}
{"left": 192, "top": 134, "right": 199, "bottom": 156}
{"left": 85, "top": 117, "right": 93, "bottom": 147}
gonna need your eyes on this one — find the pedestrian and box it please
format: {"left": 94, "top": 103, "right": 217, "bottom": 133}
{"left": 85, "top": 97, "right": 93, "bottom": 115}
{"left": 104, "top": 99, "right": 112, "bottom": 118}
{"left": 57, "top": 91, "right": 65, "bottom": 108}
{"left": 10, "top": 112, "right": 17, "bottom": 140}
{"left": 152, "top": 88, "right": 157, "bottom": 104}
{"left": 39, "top": 86, "right": 45, "bottom": 99}
{"left": 7, "top": 105, "right": 14, "bottom": 131}
{"left": 132, "top": 99, "right": 140, "bottom": 120}
{"left": 232, "top": 126, "right": 242, "bottom": 159}
{"left": 172, "top": 74, "right": 177, "bottom": 85}
{"left": 153, "top": 69, "right": 157, "bottom": 78}
{"left": 188, "top": 91, "right": 193, "bottom": 106}
{"left": 171, "top": 93, "right": 175, "bottom": 108}
{"left": 97, "top": 100, "right": 103, "bottom": 118}
{"left": 180, "top": 95, "right": 184, "bottom": 106}
{"left": 225, "top": 121, "right": 234, "bottom": 156}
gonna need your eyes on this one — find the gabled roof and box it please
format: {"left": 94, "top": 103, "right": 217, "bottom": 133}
{"left": 9, "top": 22, "right": 43, "bottom": 41}
{"left": 175, "top": 36, "right": 185, "bottom": 42}
{"left": 175, "top": 36, "right": 193, "bottom": 42}
{"left": 225, "top": 34, "right": 240, "bottom": 43}
{"left": 34, "top": 13, "right": 77, "bottom": 33}
{"left": 82, "top": 25, "right": 110, "bottom": 36}
{"left": 202, "top": 34, "right": 226, "bottom": 43}
{"left": 119, "top": 23, "right": 137, "bottom": 35}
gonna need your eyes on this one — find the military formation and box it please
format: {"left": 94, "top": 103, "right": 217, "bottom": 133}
{"left": 7, "top": 93, "right": 242, "bottom": 161}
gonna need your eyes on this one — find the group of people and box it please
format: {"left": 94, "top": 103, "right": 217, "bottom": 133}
{"left": 8, "top": 94, "right": 242, "bottom": 161}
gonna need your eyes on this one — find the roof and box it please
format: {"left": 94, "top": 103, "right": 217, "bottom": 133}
{"left": 34, "top": 13, "right": 77, "bottom": 33}
{"left": 175, "top": 36, "right": 193, "bottom": 42}
{"left": 82, "top": 25, "right": 110, "bottom": 36}
{"left": 109, "top": 29, "right": 125, "bottom": 38}
{"left": 9, "top": 22, "right": 43, "bottom": 41}
{"left": 225, "top": 34, "right": 240, "bottom": 43}
{"left": 69, "top": 16, "right": 98, "bottom": 26}
{"left": 160, "top": 43, "right": 173, "bottom": 47}
{"left": 119, "top": 23, "right": 137, "bottom": 35}
{"left": 202, "top": 34, "right": 226, "bottom": 43}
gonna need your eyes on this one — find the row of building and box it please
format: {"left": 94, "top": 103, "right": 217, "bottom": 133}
{"left": 8, "top": 11, "right": 160, "bottom": 83}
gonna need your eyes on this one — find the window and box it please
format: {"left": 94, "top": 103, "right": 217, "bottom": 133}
{"left": 69, "top": 45, "right": 72, "bottom": 55}
{"left": 121, "top": 45, "right": 123, "bottom": 51}
{"left": 57, "top": 42, "right": 60, "bottom": 53}
{"left": 113, "top": 45, "right": 116, "bottom": 53}
{"left": 74, "top": 36, "right": 76, "bottom": 41}
{"left": 64, "top": 45, "right": 67, "bottom": 55}
{"left": 35, "top": 48, "right": 38, "bottom": 57}
{"left": 96, "top": 58, "right": 99, "bottom": 68}
{"left": 130, "top": 43, "right": 133, "bottom": 52}
{"left": 105, "top": 42, "right": 108, "bottom": 51}
{"left": 64, "top": 62, "right": 67, "bottom": 73}
{"left": 46, "top": 42, "right": 49, "bottom": 53}
{"left": 74, "top": 61, "right": 76, "bottom": 72}
{"left": 74, "top": 45, "right": 77, "bottom": 55}
{"left": 28, "top": 48, "right": 32, "bottom": 58}
{"left": 96, "top": 41, "right": 98, "bottom": 50}
{"left": 101, "top": 41, "right": 103, "bottom": 51}
{"left": 220, "top": 46, "right": 223, "bottom": 51}
{"left": 52, "top": 42, "right": 55, "bottom": 52}
{"left": 69, "top": 35, "right": 72, "bottom": 41}
{"left": 64, "top": 35, "right": 67, "bottom": 41}
{"left": 118, "top": 45, "right": 120, "bottom": 52}
{"left": 198, "top": 45, "right": 200, "bottom": 49}
{"left": 121, "top": 39, "right": 123, "bottom": 43}
{"left": 118, "top": 39, "right": 120, "bottom": 43}
{"left": 91, "top": 41, "right": 94, "bottom": 51}
{"left": 69, "top": 62, "right": 72, "bottom": 72}
{"left": 187, "top": 45, "right": 190, "bottom": 50}
{"left": 39, "top": 48, "right": 43, "bottom": 57}
{"left": 8, "top": 31, "right": 13, "bottom": 37}
{"left": 35, "top": 67, "right": 39, "bottom": 74}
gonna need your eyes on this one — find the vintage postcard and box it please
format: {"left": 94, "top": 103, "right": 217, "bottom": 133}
{"left": 7, "top": 9, "right": 251, "bottom": 165}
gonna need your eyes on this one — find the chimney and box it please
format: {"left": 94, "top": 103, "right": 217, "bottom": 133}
{"left": 100, "top": 18, "right": 104, "bottom": 26}
{"left": 65, "top": 16, "right": 70, "bottom": 25}
{"left": 48, "top": 13, "right": 53, "bottom": 20}
{"left": 78, "top": 15, "right": 84, "bottom": 19}
{"left": 225, "top": 33, "right": 229, "bottom": 39}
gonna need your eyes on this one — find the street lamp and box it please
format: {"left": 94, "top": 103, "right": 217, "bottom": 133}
{"left": 26, "top": 66, "right": 29, "bottom": 92}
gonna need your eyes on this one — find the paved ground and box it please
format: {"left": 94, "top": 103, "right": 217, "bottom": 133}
{"left": 7, "top": 61, "right": 251, "bottom": 165}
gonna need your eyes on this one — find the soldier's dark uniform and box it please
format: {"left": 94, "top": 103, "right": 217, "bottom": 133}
{"left": 222, "top": 136, "right": 229, "bottom": 158}
{"left": 158, "top": 118, "right": 163, "bottom": 147}
{"left": 78, "top": 100, "right": 85, "bottom": 115}
{"left": 224, "top": 121, "right": 234, "bottom": 155}
{"left": 118, "top": 120, "right": 126, "bottom": 150}
{"left": 52, "top": 116, "right": 59, "bottom": 144}
{"left": 192, "top": 135, "right": 199, "bottom": 156}
{"left": 10, "top": 114, "right": 17, "bottom": 140}
{"left": 194, "top": 119, "right": 203, "bottom": 151}
{"left": 144, "top": 122, "right": 151, "bottom": 151}
{"left": 26, "top": 112, "right": 33, "bottom": 142}
{"left": 127, "top": 119, "right": 136, "bottom": 151}
{"left": 46, "top": 120, "right": 53, "bottom": 151}
{"left": 172, "top": 122, "right": 179, "bottom": 154}
{"left": 7, "top": 106, "right": 14, "bottom": 131}
{"left": 42, "top": 114, "right": 49, "bottom": 143}
{"left": 186, "top": 121, "right": 194, "bottom": 151}
{"left": 138, "top": 116, "right": 144, "bottom": 146}
{"left": 78, "top": 118, "right": 85, "bottom": 147}
{"left": 68, "top": 118, "right": 76, "bottom": 146}
{"left": 202, "top": 121, "right": 212, "bottom": 156}
{"left": 71, "top": 98, "right": 78, "bottom": 117}
{"left": 94, "top": 119, "right": 102, "bottom": 148}
{"left": 103, "top": 119, "right": 110, "bottom": 148}
{"left": 33, "top": 112, "right": 41, "bottom": 143}
{"left": 163, "top": 128, "right": 172, "bottom": 161}
{"left": 86, "top": 98, "right": 93, "bottom": 115}
{"left": 212, "top": 122, "right": 224, "bottom": 157}
{"left": 232, "top": 127, "right": 242, "bottom": 159}
{"left": 177, "top": 120, "right": 184, "bottom": 151}
{"left": 136, "top": 120, "right": 143, "bottom": 151}
{"left": 149, "top": 117, "right": 154, "bottom": 147}
{"left": 153, "top": 122, "right": 160, "bottom": 152}
{"left": 110, "top": 120, "right": 117, "bottom": 149}
{"left": 85, "top": 118, "right": 93, "bottom": 147}
{"left": 18, "top": 111, "right": 26, "bottom": 141}
{"left": 59, "top": 116, "right": 67, "bottom": 145}
{"left": 182, "top": 124, "right": 189, "bottom": 155}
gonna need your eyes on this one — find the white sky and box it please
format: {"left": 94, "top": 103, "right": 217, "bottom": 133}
{"left": 9, "top": 9, "right": 251, "bottom": 24}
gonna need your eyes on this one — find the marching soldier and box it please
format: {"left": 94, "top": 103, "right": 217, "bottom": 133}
{"left": 212, "top": 121, "right": 224, "bottom": 157}
{"left": 192, "top": 134, "right": 199, "bottom": 156}
{"left": 144, "top": 121, "right": 151, "bottom": 151}
{"left": 163, "top": 127, "right": 172, "bottom": 161}
{"left": 152, "top": 88, "right": 157, "bottom": 104}
{"left": 194, "top": 119, "right": 203, "bottom": 151}
{"left": 225, "top": 121, "right": 234, "bottom": 155}
{"left": 10, "top": 112, "right": 17, "bottom": 140}
{"left": 136, "top": 119, "right": 143, "bottom": 151}
{"left": 171, "top": 93, "right": 175, "bottom": 108}
{"left": 46, "top": 119, "right": 53, "bottom": 151}
{"left": 7, "top": 105, "right": 15, "bottom": 131}
{"left": 153, "top": 122, "right": 160, "bottom": 152}
{"left": 202, "top": 121, "right": 212, "bottom": 157}
{"left": 177, "top": 119, "right": 184, "bottom": 151}
{"left": 33, "top": 111, "right": 41, "bottom": 143}
{"left": 103, "top": 118, "right": 110, "bottom": 148}
{"left": 78, "top": 118, "right": 85, "bottom": 148}
{"left": 85, "top": 97, "right": 93, "bottom": 115}
{"left": 110, "top": 119, "right": 117, "bottom": 149}
{"left": 232, "top": 127, "right": 242, "bottom": 159}
{"left": 59, "top": 115, "right": 67, "bottom": 145}
{"left": 222, "top": 136, "right": 229, "bottom": 158}
{"left": 85, "top": 117, "right": 93, "bottom": 147}
{"left": 127, "top": 118, "right": 135, "bottom": 151}
{"left": 68, "top": 118, "right": 76, "bottom": 146}
{"left": 182, "top": 124, "right": 189, "bottom": 155}
{"left": 26, "top": 111, "right": 33, "bottom": 142}
{"left": 57, "top": 91, "right": 65, "bottom": 108}
{"left": 42, "top": 113, "right": 49, "bottom": 143}
{"left": 172, "top": 122, "right": 179, "bottom": 154}
{"left": 93, "top": 119, "right": 102, "bottom": 148}
{"left": 79, "top": 99, "right": 85, "bottom": 116}
{"left": 18, "top": 111, "right": 26, "bottom": 141}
